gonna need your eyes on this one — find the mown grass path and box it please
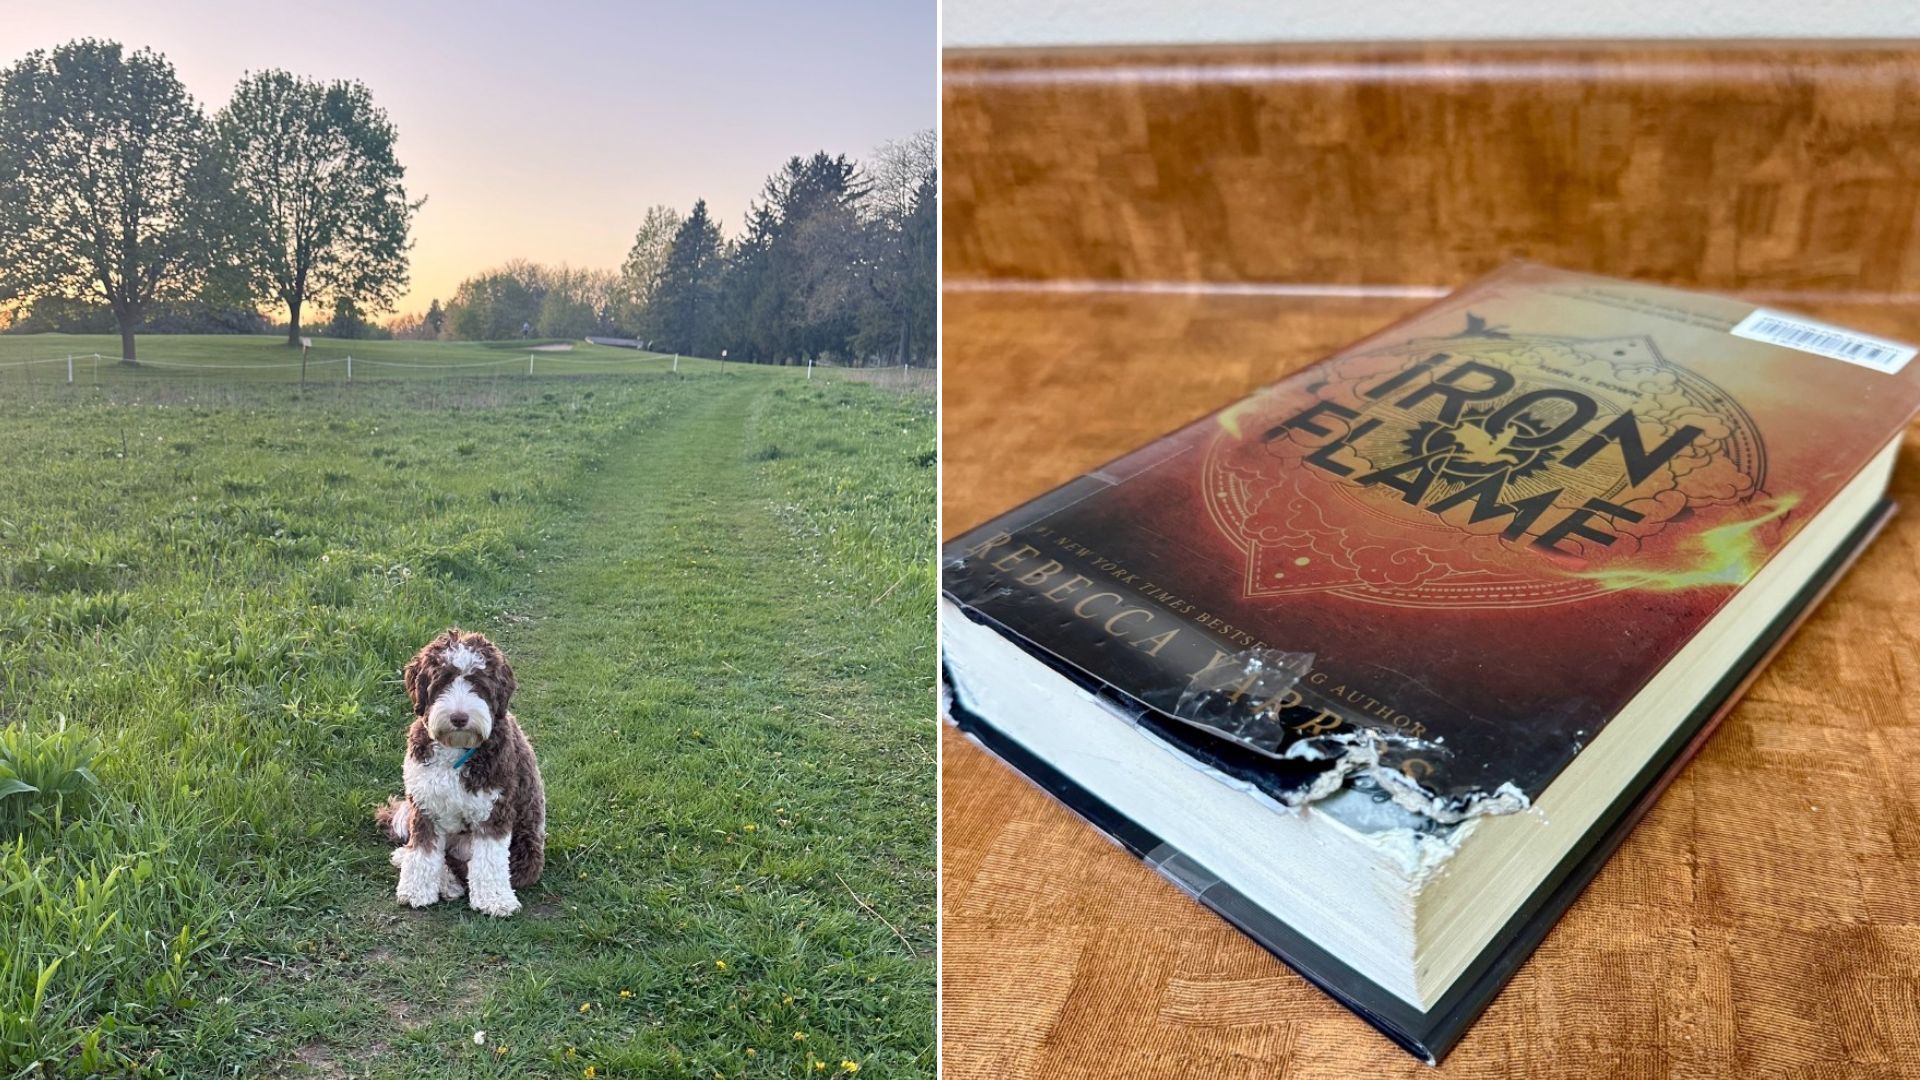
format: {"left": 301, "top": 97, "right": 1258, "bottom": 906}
{"left": 257, "top": 377, "right": 933, "bottom": 1078}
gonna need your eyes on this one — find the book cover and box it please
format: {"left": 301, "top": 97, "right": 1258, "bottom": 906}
{"left": 944, "top": 263, "right": 1920, "bottom": 821}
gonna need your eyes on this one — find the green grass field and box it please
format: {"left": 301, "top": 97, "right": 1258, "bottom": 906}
{"left": 0, "top": 348, "right": 935, "bottom": 1077}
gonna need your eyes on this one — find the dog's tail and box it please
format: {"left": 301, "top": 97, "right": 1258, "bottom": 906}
{"left": 375, "top": 796, "right": 411, "bottom": 844}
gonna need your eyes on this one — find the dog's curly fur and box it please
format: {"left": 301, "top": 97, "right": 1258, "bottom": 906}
{"left": 376, "top": 628, "right": 545, "bottom": 916}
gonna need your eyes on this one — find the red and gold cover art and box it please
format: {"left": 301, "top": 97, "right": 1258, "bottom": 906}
{"left": 1208, "top": 312, "right": 1771, "bottom": 608}
{"left": 943, "top": 264, "right": 1920, "bottom": 810}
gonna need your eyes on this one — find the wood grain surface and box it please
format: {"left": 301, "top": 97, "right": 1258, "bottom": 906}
{"left": 945, "top": 41, "right": 1920, "bottom": 298}
{"left": 940, "top": 287, "right": 1920, "bottom": 1077}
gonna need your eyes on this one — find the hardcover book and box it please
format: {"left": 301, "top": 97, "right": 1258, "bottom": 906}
{"left": 940, "top": 263, "right": 1920, "bottom": 1062}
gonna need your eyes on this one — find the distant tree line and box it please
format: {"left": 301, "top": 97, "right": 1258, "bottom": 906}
{"left": 0, "top": 39, "right": 936, "bottom": 368}
{"left": 0, "top": 39, "right": 415, "bottom": 364}
{"left": 431, "top": 132, "right": 936, "bottom": 366}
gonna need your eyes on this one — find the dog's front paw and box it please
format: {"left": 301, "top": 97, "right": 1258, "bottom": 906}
{"left": 396, "top": 879, "right": 441, "bottom": 908}
{"left": 468, "top": 887, "right": 520, "bottom": 918}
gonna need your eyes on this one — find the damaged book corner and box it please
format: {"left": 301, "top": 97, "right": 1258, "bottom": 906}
{"left": 940, "top": 262, "right": 1920, "bottom": 1063}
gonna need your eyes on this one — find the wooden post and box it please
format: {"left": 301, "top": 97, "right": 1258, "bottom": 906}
{"left": 67, "top": 355, "right": 73, "bottom": 384}
{"left": 347, "top": 354, "right": 352, "bottom": 381}
{"left": 528, "top": 352, "right": 534, "bottom": 376}
{"left": 672, "top": 353, "right": 679, "bottom": 374}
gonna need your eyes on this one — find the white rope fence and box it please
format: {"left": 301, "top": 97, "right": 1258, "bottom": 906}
{"left": 135, "top": 356, "right": 348, "bottom": 370}
{"left": 0, "top": 348, "right": 694, "bottom": 384}
{"left": 0, "top": 347, "right": 903, "bottom": 392}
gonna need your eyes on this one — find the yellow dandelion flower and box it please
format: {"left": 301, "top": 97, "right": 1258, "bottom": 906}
{"left": 579, "top": 1002, "right": 593, "bottom": 1014}
{"left": 793, "top": 1031, "right": 808, "bottom": 1041}
{"left": 583, "top": 1068, "right": 597, "bottom": 1079}
{"left": 619, "top": 989, "right": 634, "bottom": 999}
{"left": 746, "top": 1049, "right": 756, "bottom": 1057}
{"left": 783, "top": 995, "right": 795, "bottom": 1005}
{"left": 743, "top": 823, "right": 756, "bottom": 832}
{"left": 715, "top": 960, "right": 728, "bottom": 971}
{"left": 565, "top": 1047, "right": 577, "bottom": 1060}
{"left": 841, "top": 1063, "right": 860, "bottom": 1074}
{"left": 813, "top": 1062, "right": 826, "bottom": 1072}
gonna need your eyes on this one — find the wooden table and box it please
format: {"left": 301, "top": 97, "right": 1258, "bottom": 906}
{"left": 940, "top": 286, "right": 1920, "bottom": 1078}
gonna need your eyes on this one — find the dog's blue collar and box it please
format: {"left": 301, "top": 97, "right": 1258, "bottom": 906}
{"left": 452, "top": 746, "right": 479, "bottom": 770}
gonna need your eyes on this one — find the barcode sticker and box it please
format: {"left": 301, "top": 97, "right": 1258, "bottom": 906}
{"left": 1730, "top": 309, "right": 1916, "bottom": 374}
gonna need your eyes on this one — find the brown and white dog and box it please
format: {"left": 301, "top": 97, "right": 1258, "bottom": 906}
{"left": 375, "top": 628, "right": 545, "bottom": 917}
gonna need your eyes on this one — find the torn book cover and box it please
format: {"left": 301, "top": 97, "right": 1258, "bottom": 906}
{"left": 944, "top": 262, "right": 1920, "bottom": 823}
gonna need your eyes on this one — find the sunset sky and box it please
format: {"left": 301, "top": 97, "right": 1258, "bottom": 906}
{"left": 0, "top": 0, "right": 934, "bottom": 316}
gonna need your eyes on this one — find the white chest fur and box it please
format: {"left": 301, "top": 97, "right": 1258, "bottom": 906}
{"left": 403, "top": 744, "right": 501, "bottom": 832}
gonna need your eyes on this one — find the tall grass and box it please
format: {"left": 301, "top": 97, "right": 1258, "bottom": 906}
{"left": 0, "top": 377, "right": 681, "bottom": 1074}
{"left": 748, "top": 383, "right": 937, "bottom": 707}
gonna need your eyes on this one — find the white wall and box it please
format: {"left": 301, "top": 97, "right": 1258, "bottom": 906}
{"left": 945, "top": 0, "right": 1920, "bottom": 49}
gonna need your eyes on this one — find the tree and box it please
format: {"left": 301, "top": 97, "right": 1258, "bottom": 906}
{"left": 616, "top": 204, "right": 682, "bottom": 332}
{"left": 446, "top": 268, "right": 540, "bottom": 341}
{"left": 867, "top": 130, "right": 936, "bottom": 224}
{"left": 386, "top": 310, "right": 425, "bottom": 339}
{"left": 717, "top": 202, "right": 779, "bottom": 360}
{"left": 216, "top": 70, "right": 417, "bottom": 346}
{"left": 0, "top": 40, "right": 221, "bottom": 364}
{"left": 425, "top": 298, "right": 445, "bottom": 338}
{"left": 720, "top": 152, "right": 867, "bottom": 364}
{"left": 326, "top": 296, "right": 366, "bottom": 339}
{"left": 853, "top": 140, "right": 936, "bottom": 367}
{"left": 534, "top": 266, "right": 618, "bottom": 339}
{"left": 651, "top": 200, "right": 725, "bottom": 356}
{"left": 897, "top": 174, "right": 937, "bottom": 363}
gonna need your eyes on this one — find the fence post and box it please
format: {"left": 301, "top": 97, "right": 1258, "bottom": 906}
{"left": 67, "top": 355, "right": 73, "bottom": 384}
{"left": 672, "top": 353, "right": 679, "bottom": 374}
{"left": 808, "top": 358, "right": 814, "bottom": 381}
{"left": 528, "top": 353, "right": 535, "bottom": 376}
{"left": 347, "top": 354, "right": 352, "bottom": 381}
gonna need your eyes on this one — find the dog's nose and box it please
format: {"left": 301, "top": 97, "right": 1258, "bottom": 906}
{"left": 449, "top": 713, "right": 469, "bottom": 728}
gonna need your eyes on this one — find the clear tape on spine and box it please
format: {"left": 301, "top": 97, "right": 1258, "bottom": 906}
{"left": 1169, "top": 645, "right": 1316, "bottom": 755}
{"left": 1146, "top": 843, "right": 1221, "bottom": 900}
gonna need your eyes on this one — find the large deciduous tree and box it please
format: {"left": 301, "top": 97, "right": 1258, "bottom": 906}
{"left": 215, "top": 70, "right": 417, "bottom": 345}
{"left": 855, "top": 169, "right": 936, "bottom": 366}
{"left": 446, "top": 263, "right": 542, "bottom": 342}
{"left": 0, "top": 40, "right": 221, "bottom": 364}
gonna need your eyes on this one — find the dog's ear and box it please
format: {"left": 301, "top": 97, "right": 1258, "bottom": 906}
{"left": 470, "top": 633, "right": 516, "bottom": 717}
{"left": 402, "top": 633, "right": 449, "bottom": 715}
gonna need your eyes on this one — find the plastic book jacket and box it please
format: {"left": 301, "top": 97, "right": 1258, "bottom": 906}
{"left": 943, "top": 263, "right": 1920, "bottom": 821}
